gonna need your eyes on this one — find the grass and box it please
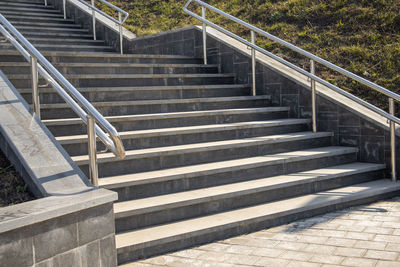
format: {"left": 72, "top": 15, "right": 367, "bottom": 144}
{"left": 0, "top": 150, "right": 34, "bottom": 207}
{"left": 99, "top": 0, "right": 400, "bottom": 110}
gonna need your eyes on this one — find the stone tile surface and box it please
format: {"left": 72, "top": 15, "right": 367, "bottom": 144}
{"left": 126, "top": 197, "right": 400, "bottom": 266}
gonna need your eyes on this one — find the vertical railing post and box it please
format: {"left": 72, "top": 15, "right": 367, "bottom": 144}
{"left": 310, "top": 59, "right": 317, "bottom": 133}
{"left": 30, "top": 56, "right": 40, "bottom": 119}
{"left": 202, "top": 6, "right": 207, "bottom": 65}
{"left": 91, "top": 0, "right": 96, "bottom": 40}
{"left": 389, "top": 98, "right": 396, "bottom": 182}
{"left": 251, "top": 31, "right": 256, "bottom": 96}
{"left": 87, "top": 114, "right": 99, "bottom": 186}
{"left": 63, "top": 0, "right": 66, "bottom": 19}
{"left": 44, "top": 0, "right": 47, "bottom": 6}
{"left": 118, "top": 12, "right": 123, "bottom": 55}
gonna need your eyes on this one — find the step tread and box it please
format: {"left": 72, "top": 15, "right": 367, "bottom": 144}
{"left": 100, "top": 146, "right": 357, "bottom": 189}
{"left": 0, "top": 6, "right": 61, "bottom": 13}
{"left": 116, "top": 179, "right": 399, "bottom": 251}
{"left": 7, "top": 73, "right": 235, "bottom": 79}
{"left": 42, "top": 107, "right": 291, "bottom": 125}
{"left": 18, "top": 84, "right": 250, "bottom": 94}
{"left": 73, "top": 131, "right": 333, "bottom": 164}
{"left": 56, "top": 119, "right": 311, "bottom": 144}
{"left": 0, "top": 44, "right": 111, "bottom": 49}
{"left": 4, "top": 62, "right": 217, "bottom": 68}
{"left": 40, "top": 95, "right": 270, "bottom": 109}
{"left": 114, "top": 162, "right": 386, "bottom": 218}
{"left": 0, "top": 50, "right": 201, "bottom": 59}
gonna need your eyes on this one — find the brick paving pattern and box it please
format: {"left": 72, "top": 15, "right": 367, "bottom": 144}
{"left": 123, "top": 197, "right": 400, "bottom": 266}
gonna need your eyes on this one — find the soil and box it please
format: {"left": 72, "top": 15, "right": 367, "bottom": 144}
{"left": 0, "top": 150, "right": 35, "bottom": 207}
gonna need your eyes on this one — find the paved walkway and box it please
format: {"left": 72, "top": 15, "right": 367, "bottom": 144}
{"left": 125, "top": 197, "right": 400, "bottom": 267}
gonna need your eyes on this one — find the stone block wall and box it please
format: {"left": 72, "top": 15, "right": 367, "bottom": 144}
{"left": 125, "top": 27, "right": 399, "bottom": 177}
{"left": 0, "top": 203, "right": 116, "bottom": 267}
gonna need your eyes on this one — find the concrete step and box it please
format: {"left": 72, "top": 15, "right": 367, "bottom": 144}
{"left": 9, "top": 21, "right": 82, "bottom": 28}
{"left": 58, "top": 119, "right": 311, "bottom": 156}
{"left": 0, "top": 10, "right": 64, "bottom": 18}
{"left": 0, "top": 43, "right": 114, "bottom": 53}
{"left": 100, "top": 146, "right": 357, "bottom": 201}
{"left": 1, "top": 32, "right": 94, "bottom": 41}
{"left": 18, "top": 84, "right": 251, "bottom": 104}
{"left": 13, "top": 25, "right": 89, "bottom": 33}
{"left": 39, "top": 95, "right": 270, "bottom": 119}
{"left": 5, "top": 15, "right": 75, "bottom": 23}
{"left": 73, "top": 133, "right": 334, "bottom": 178}
{"left": 43, "top": 107, "right": 290, "bottom": 136}
{"left": 0, "top": 0, "right": 48, "bottom": 5}
{"left": 0, "top": 6, "right": 62, "bottom": 14}
{"left": 113, "top": 163, "right": 385, "bottom": 232}
{"left": 8, "top": 73, "right": 235, "bottom": 88}
{"left": 0, "top": 39, "right": 104, "bottom": 49}
{"left": 1, "top": 62, "right": 218, "bottom": 75}
{"left": 116, "top": 179, "right": 400, "bottom": 263}
{"left": 0, "top": 50, "right": 203, "bottom": 64}
{"left": 0, "top": 2, "right": 54, "bottom": 9}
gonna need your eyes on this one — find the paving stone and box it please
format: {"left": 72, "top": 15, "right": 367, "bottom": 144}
{"left": 296, "top": 234, "right": 328, "bottom": 244}
{"left": 354, "top": 240, "right": 387, "bottom": 250}
{"left": 375, "top": 235, "right": 400, "bottom": 244}
{"left": 250, "top": 247, "right": 285, "bottom": 257}
{"left": 301, "top": 244, "right": 337, "bottom": 255}
{"left": 223, "top": 253, "right": 261, "bottom": 265}
{"left": 286, "top": 261, "right": 320, "bottom": 267}
{"left": 225, "top": 245, "right": 255, "bottom": 255}
{"left": 334, "top": 247, "right": 366, "bottom": 257}
{"left": 337, "top": 225, "right": 365, "bottom": 232}
{"left": 254, "top": 257, "right": 290, "bottom": 266}
{"left": 196, "top": 243, "right": 231, "bottom": 252}
{"left": 275, "top": 241, "right": 307, "bottom": 251}
{"left": 341, "top": 257, "right": 377, "bottom": 266}
{"left": 170, "top": 249, "right": 206, "bottom": 259}
{"left": 385, "top": 243, "right": 400, "bottom": 252}
{"left": 376, "top": 261, "right": 400, "bottom": 267}
{"left": 325, "top": 237, "right": 357, "bottom": 247}
{"left": 345, "top": 232, "right": 375, "bottom": 241}
{"left": 309, "top": 254, "right": 344, "bottom": 265}
{"left": 365, "top": 250, "right": 399, "bottom": 261}
{"left": 279, "top": 251, "right": 313, "bottom": 261}
{"left": 364, "top": 227, "right": 394, "bottom": 235}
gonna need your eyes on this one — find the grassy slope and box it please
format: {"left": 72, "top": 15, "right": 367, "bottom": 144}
{"left": 104, "top": 0, "right": 400, "bottom": 110}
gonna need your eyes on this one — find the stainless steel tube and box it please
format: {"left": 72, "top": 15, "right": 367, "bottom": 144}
{"left": 63, "top": 0, "right": 66, "bottom": 19}
{"left": 389, "top": 98, "right": 396, "bottom": 182}
{"left": 87, "top": 114, "right": 99, "bottom": 186}
{"left": 202, "top": 6, "right": 207, "bottom": 65}
{"left": 30, "top": 56, "right": 40, "bottom": 119}
{"left": 310, "top": 59, "right": 317, "bottom": 133}
{"left": 119, "top": 12, "right": 123, "bottom": 55}
{"left": 251, "top": 30, "right": 256, "bottom": 96}
{"left": 91, "top": 0, "right": 96, "bottom": 40}
{"left": 44, "top": 0, "right": 47, "bottom": 6}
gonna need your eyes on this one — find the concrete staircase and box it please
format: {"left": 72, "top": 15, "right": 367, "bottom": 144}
{"left": 0, "top": 0, "right": 398, "bottom": 264}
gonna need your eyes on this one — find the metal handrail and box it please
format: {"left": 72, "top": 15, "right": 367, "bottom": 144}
{"left": 0, "top": 13, "right": 126, "bottom": 185}
{"left": 184, "top": 0, "right": 398, "bottom": 181}
{"left": 62, "top": 0, "right": 129, "bottom": 54}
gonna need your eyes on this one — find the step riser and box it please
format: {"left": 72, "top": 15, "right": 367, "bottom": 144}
{"left": 9, "top": 22, "right": 81, "bottom": 28}
{"left": 2, "top": 66, "right": 218, "bottom": 75}
{"left": 0, "top": 55, "right": 202, "bottom": 64}
{"left": 0, "top": 40, "right": 104, "bottom": 47}
{"left": 115, "top": 169, "right": 383, "bottom": 232}
{"left": 0, "top": 0, "right": 46, "bottom": 4}
{"left": 78, "top": 136, "right": 333, "bottom": 177}
{"left": 9, "top": 76, "right": 235, "bottom": 88}
{"left": 46, "top": 110, "right": 289, "bottom": 136}
{"left": 20, "top": 87, "right": 250, "bottom": 104}
{"left": 1, "top": 11, "right": 64, "bottom": 18}
{"left": 13, "top": 27, "right": 87, "bottom": 33}
{"left": 5, "top": 17, "right": 74, "bottom": 23}
{"left": 117, "top": 187, "right": 398, "bottom": 263}
{"left": 0, "top": 7, "right": 61, "bottom": 13}
{"left": 40, "top": 99, "right": 270, "bottom": 119}
{"left": 63, "top": 123, "right": 309, "bottom": 156}
{"left": 1, "top": 46, "right": 113, "bottom": 53}
{"left": 111, "top": 149, "right": 356, "bottom": 202}
{"left": 0, "top": 2, "right": 52, "bottom": 9}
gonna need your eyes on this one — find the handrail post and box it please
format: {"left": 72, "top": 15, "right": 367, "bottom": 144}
{"left": 310, "top": 59, "right": 317, "bottom": 133}
{"left": 389, "top": 98, "right": 396, "bottom": 181}
{"left": 118, "top": 11, "right": 123, "bottom": 55}
{"left": 87, "top": 114, "right": 99, "bottom": 186}
{"left": 91, "top": 0, "right": 96, "bottom": 40}
{"left": 202, "top": 6, "right": 207, "bottom": 65}
{"left": 44, "top": 0, "right": 47, "bottom": 6}
{"left": 63, "top": 0, "right": 66, "bottom": 19}
{"left": 30, "top": 56, "right": 40, "bottom": 119}
{"left": 251, "top": 30, "right": 256, "bottom": 96}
